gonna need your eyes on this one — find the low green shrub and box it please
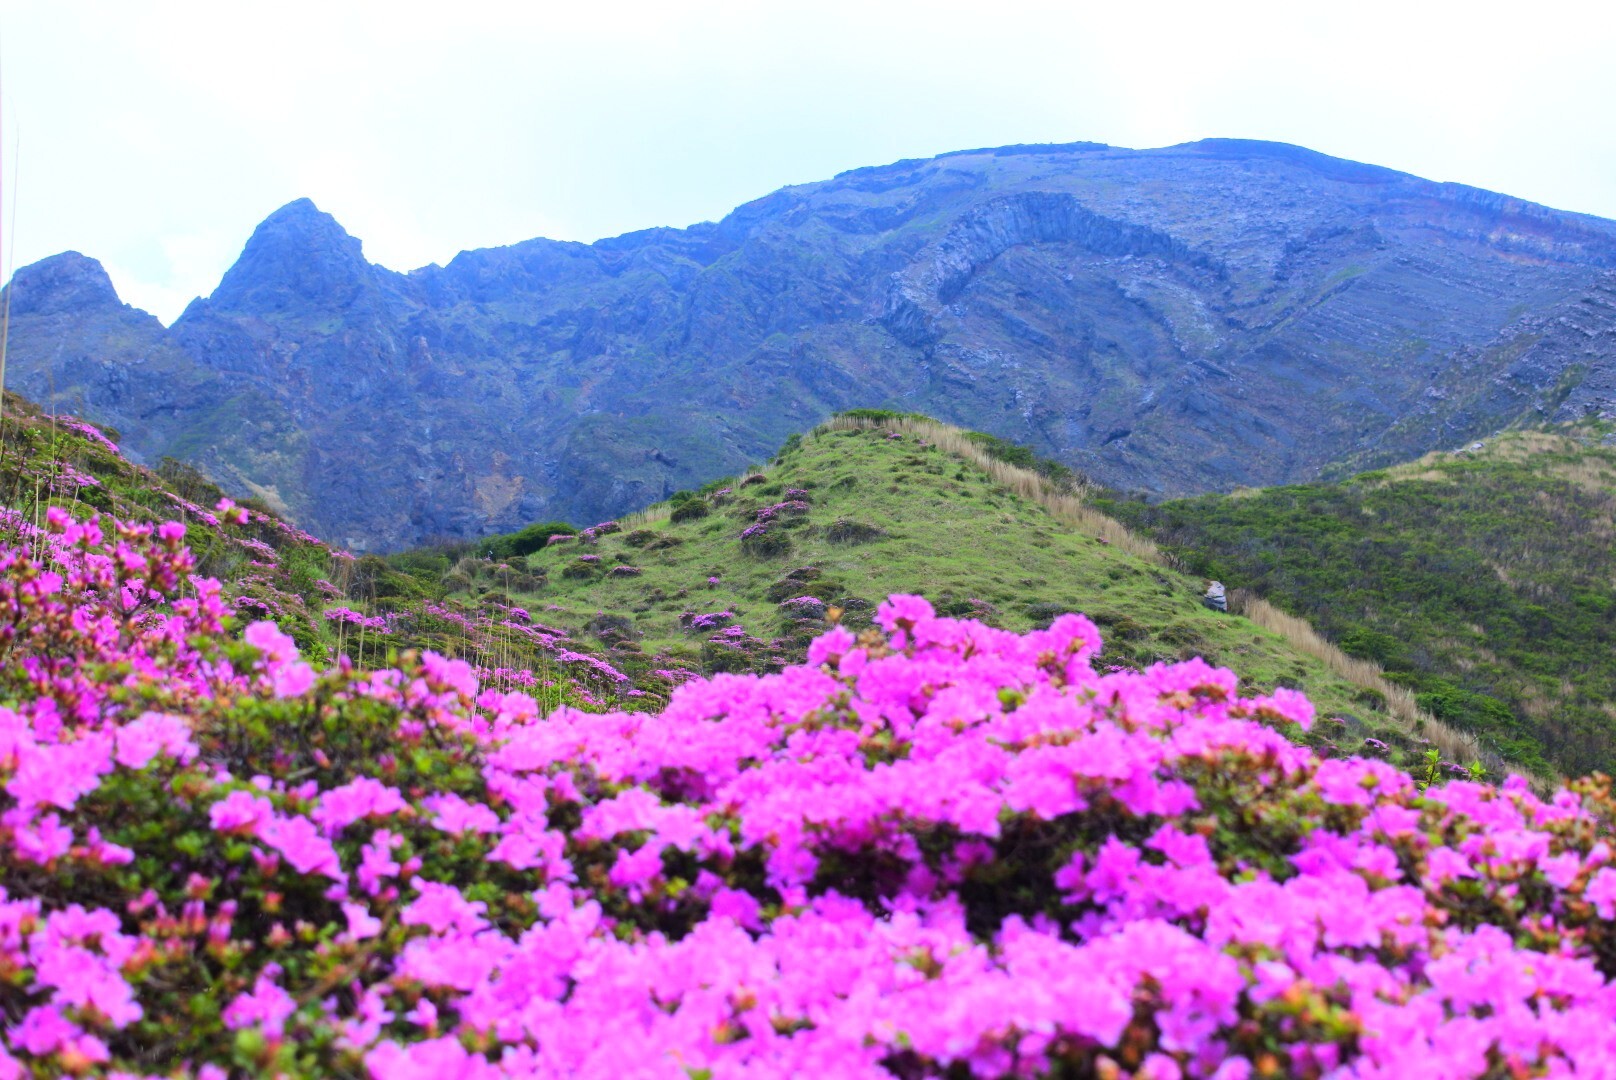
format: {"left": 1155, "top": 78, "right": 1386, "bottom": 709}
{"left": 486, "top": 520, "right": 578, "bottom": 559}
{"left": 671, "top": 500, "right": 710, "bottom": 523}
{"left": 825, "top": 519, "right": 886, "bottom": 544}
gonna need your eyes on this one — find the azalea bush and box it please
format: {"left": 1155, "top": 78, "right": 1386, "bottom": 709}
{"left": 777, "top": 595, "right": 827, "bottom": 621}
{"left": 9, "top": 509, "right": 1616, "bottom": 1076}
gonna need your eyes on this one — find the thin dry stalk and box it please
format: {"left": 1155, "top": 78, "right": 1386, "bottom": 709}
{"left": 619, "top": 503, "right": 671, "bottom": 529}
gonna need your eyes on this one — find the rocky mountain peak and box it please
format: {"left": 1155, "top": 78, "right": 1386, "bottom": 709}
{"left": 10, "top": 140, "right": 1616, "bottom": 551}
{"left": 201, "top": 198, "right": 374, "bottom": 314}
{"left": 5, "top": 252, "right": 123, "bottom": 316}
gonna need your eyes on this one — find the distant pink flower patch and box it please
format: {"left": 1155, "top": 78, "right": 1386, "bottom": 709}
{"left": 778, "top": 595, "right": 827, "bottom": 619}
{"left": 685, "top": 610, "right": 734, "bottom": 632}
{"left": 61, "top": 419, "right": 120, "bottom": 456}
{"left": 323, "top": 606, "right": 393, "bottom": 633}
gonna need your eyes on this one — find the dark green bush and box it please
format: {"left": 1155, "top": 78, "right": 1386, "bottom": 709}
{"left": 837, "top": 408, "right": 932, "bottom": 423}
{"left": 487, "top": 521, "right": 578, "bottom": 559}
{"left": 1024, "top": 602, "right": 1069, "bottom": 630}
{"left": 741, "top": 529, "right": 792, "bottom": 558}
{"left": 671, "top": 501, "right": 710, "bottom": 524}
{"left": 825, "top": 519, "right": 886, "bottom": 544}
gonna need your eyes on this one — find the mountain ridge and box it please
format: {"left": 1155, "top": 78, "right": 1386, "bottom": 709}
{"left": 11, "top": 137, "right": 1616, "bottom": 550}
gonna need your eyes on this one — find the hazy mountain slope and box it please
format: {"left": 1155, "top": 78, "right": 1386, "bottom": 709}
{"left": 1102, "top": 426, "right": 1616, "bottom": 777}
{"left": 12, "top": 139, "right": 1616, "bottom": 549}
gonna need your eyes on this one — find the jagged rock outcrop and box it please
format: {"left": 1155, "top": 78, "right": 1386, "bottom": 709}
{"left": 883, "top": 192, "right": 1222, "bottom": 345}
{"left": 10, "top": 138, "right": 1616, "bottom": 550}
{"left": 9, "top": 252, "right": 126, "bottom": 316}
{"left": 1320, "top": 272, "right": 1616, "bottom": 475}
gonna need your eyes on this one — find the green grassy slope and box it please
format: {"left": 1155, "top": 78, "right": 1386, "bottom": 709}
{"left": 1100, "top": 426, "right": 1616, "bottom": 777}
{"left": 395, "top": 417, "right": 1448, "bottom": 767}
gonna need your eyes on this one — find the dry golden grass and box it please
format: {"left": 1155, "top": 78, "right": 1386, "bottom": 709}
{"left": 618, "top": 503, "right": 671, "bottom": 529}
{"left": 1236, "top": 595, "right": 1483, "bottom": 757}
{"left": 1384, "top": 449, "right": 1452, "bottom": 476}
{"left": 1550, "top": 458, "right": 1616, "bottom": 499}
{"left": 1237, "top": 593, "right": 1555, "bottom": 789}
{"left": 1500, "top": 431, "right": 1573, "bottom": 459}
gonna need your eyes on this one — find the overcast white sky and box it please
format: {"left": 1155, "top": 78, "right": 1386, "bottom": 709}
{"left": 4, "top": 0, "right": 1615, "bottom": 323}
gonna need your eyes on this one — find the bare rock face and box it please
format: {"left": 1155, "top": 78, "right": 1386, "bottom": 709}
{"left": 8, "top": 252, "right": 125, "bottom": 316}
{"left": 10, "top": 138, "right": 1616, "bottom": 551}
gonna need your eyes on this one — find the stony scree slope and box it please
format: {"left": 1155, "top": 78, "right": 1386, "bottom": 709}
{"left": 11, "top": 138, "right": 1616, "bottom": 549}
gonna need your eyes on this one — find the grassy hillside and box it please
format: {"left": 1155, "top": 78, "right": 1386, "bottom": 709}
{"left": 387, "top": 413, "right": 1488, "bottom": 774}
{"left": 1100, "top": 425, "right": 1616, "bottom": 778}
{"left": 6, "top": 393, "right": 1497, "bottom": 777}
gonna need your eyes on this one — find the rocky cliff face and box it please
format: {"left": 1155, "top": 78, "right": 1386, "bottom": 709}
{"left": 10, "top": 138, "right": 1616, "bottom": 550}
